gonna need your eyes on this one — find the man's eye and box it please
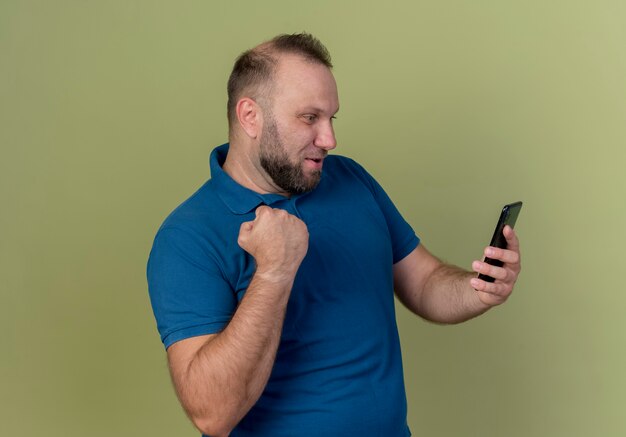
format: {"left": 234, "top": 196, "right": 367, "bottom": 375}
{"left": 303, "top": 114, "right": 317, "bottom": 123}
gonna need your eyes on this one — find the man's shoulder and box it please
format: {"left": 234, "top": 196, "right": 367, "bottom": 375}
{"left": 157, "top": 178, "right": 225, "bottom": 234}
{"left": 323, "top": 154, "right": 377, "bottom": 188}
{"left": 324, "top": 154, "right": 370, "bottom": 177}
{"left": 326, "top": 153, "right": 359, "bottom": 166}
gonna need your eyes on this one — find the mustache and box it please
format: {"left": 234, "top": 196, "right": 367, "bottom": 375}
{"left": 305, "top": 151, "right": 328, "bottom": 160}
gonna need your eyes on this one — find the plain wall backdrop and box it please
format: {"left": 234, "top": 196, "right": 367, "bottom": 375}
{"left": 2, "top": 1, "right": 625, "bottom": 436}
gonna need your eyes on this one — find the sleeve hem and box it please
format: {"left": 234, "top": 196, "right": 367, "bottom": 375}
{"left": 393, "top": 234, "right": 420, "bottom": 264}
{"left": 162, "top": 320, "right": 230, "bottom": 349}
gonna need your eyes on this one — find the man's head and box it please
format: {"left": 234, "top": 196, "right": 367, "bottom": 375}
{"left": 226, "top": 33, "right": 333, "bottom": 129}
{"left": 226, "top": 33, "right": 339, "bottom": 195}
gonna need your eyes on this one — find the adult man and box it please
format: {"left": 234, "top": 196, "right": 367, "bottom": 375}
{"left": 147, "top": 33, "right": 521, "bottom": 437}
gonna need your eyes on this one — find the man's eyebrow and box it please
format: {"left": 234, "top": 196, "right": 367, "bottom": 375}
{"left": 300, "top": 106, "right": 340, "bottom": 116}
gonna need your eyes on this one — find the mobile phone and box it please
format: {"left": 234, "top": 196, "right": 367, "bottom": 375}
{"left": 478, "top": 201, "right": 523, "bottom": 283}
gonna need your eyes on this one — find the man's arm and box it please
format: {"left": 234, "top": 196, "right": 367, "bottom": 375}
{"left": 393, "top": 226, "right": 521, "bottom": 323}
{"left": 166, "top": 206, "right": 309, "bottom": 437}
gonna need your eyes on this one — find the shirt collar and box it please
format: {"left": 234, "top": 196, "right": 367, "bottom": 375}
{"left": 209, "top": 143, "right": 289, "bottom": 215}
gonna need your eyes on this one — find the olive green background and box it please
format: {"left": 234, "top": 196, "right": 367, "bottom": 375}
{"left": 2, "top": 1, "right": 625, "bottom": 436}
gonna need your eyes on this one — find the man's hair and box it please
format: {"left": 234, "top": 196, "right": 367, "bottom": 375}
{"left": 226, "top": 33, "right": 333, "bottom": 130}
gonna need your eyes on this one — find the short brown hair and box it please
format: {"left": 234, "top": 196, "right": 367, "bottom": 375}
{"left": 226, "top": 33, "right": 333, "bottom": 129}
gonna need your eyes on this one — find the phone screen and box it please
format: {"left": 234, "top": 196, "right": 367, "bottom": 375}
{"left": 478, "top": 201, "right": 523, "bottom": 283}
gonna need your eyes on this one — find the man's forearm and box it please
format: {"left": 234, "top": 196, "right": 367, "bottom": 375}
{"left": 168, "top": 205, "right": 309, "bottom": 436}
{"left": 419, "top": 263, "right": 491, "bottom": 324}
{"left": 173, "top": 272, "right": 294, "bottom": 436}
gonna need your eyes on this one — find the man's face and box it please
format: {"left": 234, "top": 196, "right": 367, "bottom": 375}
{"left": 259, "top": 111, "right": 319, "bottom": 194}
{"left": 257, "top": 55, "right": 339, "bottom": 194}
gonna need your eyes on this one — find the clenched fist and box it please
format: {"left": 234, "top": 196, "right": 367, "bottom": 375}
{"left": 238, "top": 206, "right": 309, "bottom": 282}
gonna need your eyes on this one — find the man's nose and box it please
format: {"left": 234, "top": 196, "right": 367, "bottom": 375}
{"left": 314, "top": 122, "right": 337, "bottom": 151}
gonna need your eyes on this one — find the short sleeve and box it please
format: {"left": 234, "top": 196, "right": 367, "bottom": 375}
{"left": 348, "top": 160, "right": 420, "bottom": 263}
{"left": 147, "top": 226, "right": 237, "bottom": 349}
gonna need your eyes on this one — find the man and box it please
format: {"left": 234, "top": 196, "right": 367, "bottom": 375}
{"left": 147, "top": 33, "right": 521, "bottom": 437}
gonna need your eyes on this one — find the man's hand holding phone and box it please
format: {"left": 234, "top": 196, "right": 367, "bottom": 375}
{"left": 469, "top": 201, "right": 523, "bottom": 306}
{"left": 470, "top": 225, "right": 521, "bottom": 306}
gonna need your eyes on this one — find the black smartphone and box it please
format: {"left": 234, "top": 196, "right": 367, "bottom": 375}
{"left": 478, "top": 201, "right": 523, "bottom": 283}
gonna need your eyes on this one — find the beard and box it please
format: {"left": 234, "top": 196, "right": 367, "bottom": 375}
{"left": 259, "top": 116, "right": 322, "bottom": 195}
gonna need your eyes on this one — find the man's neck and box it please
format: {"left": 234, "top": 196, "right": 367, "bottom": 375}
{"left": 222, "top": 141, "right": 289, "bottom": 197}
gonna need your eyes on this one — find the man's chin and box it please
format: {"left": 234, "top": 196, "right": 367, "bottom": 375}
{"left": 292, "top": 171, "right": 321, "bottom": 194}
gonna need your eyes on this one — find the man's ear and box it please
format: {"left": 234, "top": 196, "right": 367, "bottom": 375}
{"left": 235, "top": 97, "right": 262, "bottom": 139}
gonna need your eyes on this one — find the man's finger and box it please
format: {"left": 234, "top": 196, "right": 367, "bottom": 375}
{"left": 484, "top": 246, "right": 520, "bottom": 264}
{"left": 240, "top": 221, "right": 254, "bottom": 233}
{"left": 470, "top": 278, "right": 509, "bottom": 305}
{"left": 472, "top": 260, "right": 508, "bottom": 281}
{"left": 503, "top": 225, "right": 520, "bottom": 252}
{"left": 255, "top": 205, "right": 271, "bottom": 218}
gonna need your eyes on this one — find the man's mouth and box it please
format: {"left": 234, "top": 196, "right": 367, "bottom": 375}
{"left": 304, "top": 157, "right": 325, "bottom": 170}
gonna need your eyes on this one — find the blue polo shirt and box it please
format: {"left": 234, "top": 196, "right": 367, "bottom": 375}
{"left": 147, "top": 144, "right": 419, "bottom": 436}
